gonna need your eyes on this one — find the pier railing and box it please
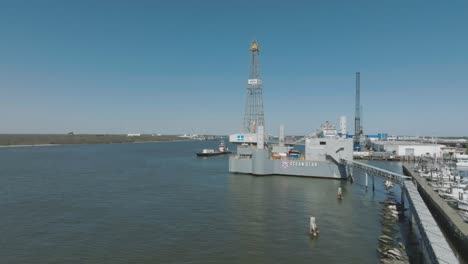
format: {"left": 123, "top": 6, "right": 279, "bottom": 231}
{"left": 340, "top": 158, "right": 411, "bottom": 184}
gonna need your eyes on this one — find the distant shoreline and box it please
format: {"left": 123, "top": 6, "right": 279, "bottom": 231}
{"left": 0, "top": 144, "right": 61, "bottom": 148}
{"left": 0, "top": 140, "right": 195, "bottom": 148}
{"left": 0, "top": 134, "right": 212, "bottom": 148}
{"left": 132, "top": 139, "right": 193, "bottom": 143}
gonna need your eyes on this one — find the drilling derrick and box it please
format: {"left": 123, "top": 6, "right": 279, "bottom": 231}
{"left": 243, "top": 40, "right": 265, "bottom": 133}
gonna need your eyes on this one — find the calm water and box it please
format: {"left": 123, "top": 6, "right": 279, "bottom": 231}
{"left": 0, "top": 141, "right": 404, "bottom": 264}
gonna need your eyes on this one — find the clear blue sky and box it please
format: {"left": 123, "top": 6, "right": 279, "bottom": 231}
{"left": 1, "top": 0, "right": 467, "bottom": 136}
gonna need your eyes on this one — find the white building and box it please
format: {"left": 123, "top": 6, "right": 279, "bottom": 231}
{"left": 339, "top": 116, "right": 347, "bottom": 136}
{"left": 371, "top": 141, "right": 445, "bottom": 158}
{"left": 441, "top": 147, "right": 466, "bottom": 156}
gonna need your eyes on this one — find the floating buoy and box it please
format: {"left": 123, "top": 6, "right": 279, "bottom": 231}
{"left": 309, "top": 217, "right": 319, "bottom": 237}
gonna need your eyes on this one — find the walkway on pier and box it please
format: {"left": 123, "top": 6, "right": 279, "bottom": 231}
{"left": 340, "top": 158, "right": 459, "bottom": 264}
{"left": 404, "top": 179, "right": 459, "bottom": 264}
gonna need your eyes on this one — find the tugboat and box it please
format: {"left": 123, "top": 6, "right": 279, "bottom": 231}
{"left": 196, "top": 141, "right": 232, "bottom": 157}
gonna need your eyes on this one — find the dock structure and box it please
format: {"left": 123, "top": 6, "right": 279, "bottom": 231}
{"left": 404, "top": 180, "right": 459, "bottom": 264}
{"left": 340, "top": 159, "right": 460, "bottom": 264}
{"left": 404, "top": 165, "right": 468, "bottom": 263}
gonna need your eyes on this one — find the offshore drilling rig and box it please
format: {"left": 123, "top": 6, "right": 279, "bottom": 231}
{"left": 228, "top": 40, "right": 353, "bottom": 178}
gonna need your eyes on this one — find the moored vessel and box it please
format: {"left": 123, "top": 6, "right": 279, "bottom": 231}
{"left": 229, "top": 122, "right": 353, "bottom": 179}
{"left": 196, "top": 141, "right": 231, "bottom": 157}
{"left": 456, "top": 154, "right": 468, "bottom": 168}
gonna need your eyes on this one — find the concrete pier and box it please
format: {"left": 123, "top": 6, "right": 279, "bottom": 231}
{"left": 341, "top": 159, "right": 460, "bottom": 263}
{"left": 403, "top": 165, "right": 468, "bottom": 263}
{"left": 403, "top": 179, "right": 459, "bottom": 264}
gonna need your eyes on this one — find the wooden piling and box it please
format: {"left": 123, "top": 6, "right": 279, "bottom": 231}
{"left": 309, "top": 217, "right": 319, "bottom": 237}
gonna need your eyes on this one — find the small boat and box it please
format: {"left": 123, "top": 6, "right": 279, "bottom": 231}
{"left": 456, "top": 154, "right": 468, "bottom": 168}
{"left": 457, "top": 199, "right": 468, "bottom": 211}
{"left": 458, "top": 210, "right": 468, "bottom": 223}
{"left": 196, "top": 141, "right": 232, "bottom": 157}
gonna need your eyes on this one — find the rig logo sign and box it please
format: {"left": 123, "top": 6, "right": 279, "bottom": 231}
{"left": 280, "top": 161, "right": 318, "bottom": 169}
{"left": 289, "top": 161, "right": 318, "bottom": 167}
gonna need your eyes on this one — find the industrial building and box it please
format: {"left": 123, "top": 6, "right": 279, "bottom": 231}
{"left": 371, "top": 141, "right": 445, "bottom": 158}
{"left": 441, "top": 146, "right": 467, "bottom": 156}
{"left": 366, "top": 133, "right": 389, "bottom": 141}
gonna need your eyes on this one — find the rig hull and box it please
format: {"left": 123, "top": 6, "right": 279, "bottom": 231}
{"left": 229, "top": 149, "right": 348, "bottom": 179}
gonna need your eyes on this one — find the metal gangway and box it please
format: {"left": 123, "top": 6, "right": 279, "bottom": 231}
{"left": 340, "top": 158, "right": 411, "bottom": 184}
{"left": 340, "top": 158, "right": 459, "bottom": 264}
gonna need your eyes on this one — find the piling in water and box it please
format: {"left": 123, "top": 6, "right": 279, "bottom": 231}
{"left": 309, "top": 217, "right": 319, "bottom": 237}
{"left": 337, "top": 187, "right": 343, "bottom": 200}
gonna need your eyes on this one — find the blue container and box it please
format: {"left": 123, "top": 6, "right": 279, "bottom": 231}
{"left": 289, "top": 153, "right": 299, "bottom": 159}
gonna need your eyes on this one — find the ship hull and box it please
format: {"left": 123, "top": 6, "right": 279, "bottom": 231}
{"left": 229, "top": 149, "right": 347, "bottom": 179}
{"left": 197, "top": 151, "right": 232, "bottom": 157}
